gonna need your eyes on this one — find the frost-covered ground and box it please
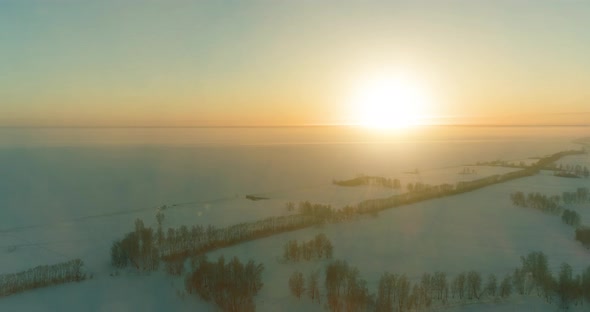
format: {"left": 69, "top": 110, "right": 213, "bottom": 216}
{"left": 0, "top": 165, "right": 531, "bottom": 275}
{"left": 3, "top": 173, "right": 589, "bottom": 311}
{"left": 201, "top": 173, "right": 590, "bottom": 312}
{"left": 0, "top": 127, "right": 589, "bottom": 311}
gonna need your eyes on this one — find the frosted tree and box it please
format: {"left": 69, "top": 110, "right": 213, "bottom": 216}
{"left": 557, "top": 263, "right": 576, "bottom": 310}
{"left": 289, "top": 271, "right": 305, "bottom": 299}
{"left": 499, "top": 274, "right": 512, "bottom": 298}
{"left": 376, "top": 272, "right": 396, "bottom": 312}
{"left": 451, "top": 273, "right": 466, "bottom": 300}
{"left": 466, "top": 271, "right": 482, "bottom": 300}
{"left": 484, "top": 273, "right": 497, "bottom": 297}
{"left": 308, "top": 270, "right": 321, "bottom": 303}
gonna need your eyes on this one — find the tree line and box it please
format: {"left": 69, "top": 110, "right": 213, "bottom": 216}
{"left": 510, "top": 191, "right": 562, "bottom": 215}
{"left": 562, "top": 187, "right": 590, "bottom": 205}
{"left": 110, "top": 150, "right": 584, "bottom": 273}
{"left": 510, "top": 191, "right": 582, "bottom": 228}
{"left": 353, "top": 149, "right": 585, "bottom": 217}
{"left": 185, "top": 255, "right": 264, "bottom": 312}
{"left": 290, "top": 260, "right": 372, "bottom": 311}
{"left": 288, "top": 251, "right": 590, "bottom": 311}
{"left": 333, "top": 175, "right": 402, "bottom": 189}
{"left": 512, "top": 187, "right": 590, "bottom": 208}
{"left": 335, "top": 150, "right": 584, "bottom": 218}
{"left": 552, "top": 164, "right": 590, "bottom": 178}
{"left": 0, "top": 259, "right": 86, "bottom": 297}
{"left": 283, "top": 233, "right": 334, "bottom": 262}
{"left": 475, "top": 159, "right": 531, "bottom": 168}
{"left": 112, "top": 213, "right": 325, "bottom": 271}
{"left": 354, "top": 168, "right": 523, "bottom": 217}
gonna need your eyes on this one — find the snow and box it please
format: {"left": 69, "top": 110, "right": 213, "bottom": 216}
{"left": 0, "top": 127, "right": 589, "bottom": 311}
{"left": 398, "top": 165, "right": 520, "bottom": 186}
{"left": 202, "top": 173, "right": 590, "bottom": 311}
{"left": 0, "top": 271, "right": 213, "bottom": 312}
{"left": 555, "top": 154, "right": 590, "bottom": 169}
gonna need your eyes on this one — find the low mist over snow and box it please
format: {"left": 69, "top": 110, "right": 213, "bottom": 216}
{"left": 0, "top": 126, "right": 589, "bottom": 311}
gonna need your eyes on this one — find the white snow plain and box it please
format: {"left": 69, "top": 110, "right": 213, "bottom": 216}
{"left": 0, "top": 127, "right": 589, "bottom": 311}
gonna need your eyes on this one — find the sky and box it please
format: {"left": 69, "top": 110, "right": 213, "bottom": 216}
{"left": 1, "top": 0, "right": 590, "bottom": 127}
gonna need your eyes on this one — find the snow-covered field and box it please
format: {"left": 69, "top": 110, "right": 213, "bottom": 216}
{"left": 0, "top": 127, "right": 589, "bottom": 311}
{"left": 202, "top": 173, "right": 590, "bottom": 312}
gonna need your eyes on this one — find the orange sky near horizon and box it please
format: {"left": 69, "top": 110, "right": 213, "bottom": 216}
{"left": 1, "top": 1, "right": 590, "bottom": 127}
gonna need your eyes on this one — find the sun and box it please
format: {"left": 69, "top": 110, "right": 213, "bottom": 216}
{"left": 351, "top": 73, "right": 432, "bottom": 129}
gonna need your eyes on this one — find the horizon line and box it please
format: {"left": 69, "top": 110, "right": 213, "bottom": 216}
{"left": 0, "top": 123, "right": 589, "bottom": 129}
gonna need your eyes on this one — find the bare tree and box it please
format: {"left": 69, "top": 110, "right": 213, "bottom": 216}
{"left": 466, "top": 271, "right": 482, "bottom": 300}
{"left": 289, "top": 271, "right": 305, "bottom": 299}
{"left": 308, "top": 270, "right": 321, "bottom": 303}
{"left": 485, "top": 273, "right": 497, "bottom": 297}
{"left": 499, "top": 274, "right": 512, "bottom": 298}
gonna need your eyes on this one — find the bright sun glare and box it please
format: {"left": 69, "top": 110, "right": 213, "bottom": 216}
{"left": 351, "top": 73, "right": 432, "bottom": 129}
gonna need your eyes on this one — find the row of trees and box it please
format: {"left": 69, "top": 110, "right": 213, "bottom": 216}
{"left": 562, "top": 187, "right": 590, "bottom": 204}
{"left": 512, "top": 188, "right": 590, "bottom": 207}
{"left": 510, "top": 191, "right": 582, "bottom": 228}
{"left": 289, "top": 270, "right": 321, "bottom": 302}
{"left": 112, "top": 150, "right": 586, "bottom": 272}
{"left": 455, "top": 175, "right": 502, "bottom": 192}
{"left": 283, "top": 233, "right": 334, "bottom": 262}
{"left": 353, "top": 150, "right": 579, "bottom": 216}
{"left": 510, "top": 191, "right": 561, "bottom": 215}
{"left": 407, "top": 182, "right": 447, "bottom": 194}
{"left": 374, "top": 270, "right": 512, "bottom": 312}
{"left": 112, "top": 213, "right": 324, "bottom": 270}
{"left": 553, "top": 164, "right": 590, "bottom": 178}
{"left": 325, "top": 260, "right": 373, "bottom": 311}
{"left": 289, "top": 261, "right": 373, "bottom": 311}
{"left": 185, "top": 256, "right": 264, "bottom": 312}
{"left": 537, "top": 150, "right": 586, "bottom": 168}
{"left": 329, "top": 151, "right": 577, "bottom": 217}
{"left": 511, "top": 187, "right": 590, "bottom": 246}
{"left": 475, "top": 150, "right": 586, "bottom": 171}
{"left": 0, "top": 259, "right": 86, "bottom": 297}
{"left": 333, "top": 175, "right": 402, "bottom": 189}
{"left": 475, "top": 159, "right": 532, "bottom": 168}
{"left": 298, "top": 201, "right": 335, "bottom": 220}
{"left": 496, "top": 251, "right": 590, "bottom": 310}
{"left": 562, "top": 209, "right": 582, "bottom": 227}
{"left": 289, "top": 252, "right": 590, "bottom": 311}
